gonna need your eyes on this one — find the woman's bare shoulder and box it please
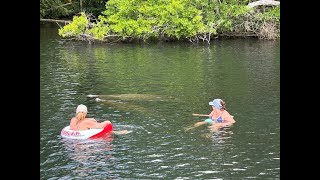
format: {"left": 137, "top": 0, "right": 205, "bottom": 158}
{"left": 85, "top": 118, "right": 97, "bottom": 122}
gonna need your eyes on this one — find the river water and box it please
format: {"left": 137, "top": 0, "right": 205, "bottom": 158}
{"left": 40, "top": 23, "right": 280, "bottom": 179}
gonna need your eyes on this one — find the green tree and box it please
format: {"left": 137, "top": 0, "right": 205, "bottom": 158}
{"left": 57, "top": 0, "right": 280, "bottom": 43}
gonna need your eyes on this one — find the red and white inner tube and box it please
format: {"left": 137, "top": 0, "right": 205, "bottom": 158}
{"left": 61, "top": 123, "right": 113, "bottom": 139}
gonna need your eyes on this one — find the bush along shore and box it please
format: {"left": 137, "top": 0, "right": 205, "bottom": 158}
{"left": 56, "top": 0, "right": 280, "bottom": 44}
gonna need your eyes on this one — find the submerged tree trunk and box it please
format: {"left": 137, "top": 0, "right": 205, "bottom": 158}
{"left": 247, "top": 0, "right": 280, "bottom": 8}
{"left": 40, "top": 19, "right": 71, "bottom": 24}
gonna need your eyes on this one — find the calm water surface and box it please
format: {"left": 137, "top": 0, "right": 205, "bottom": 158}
{"left": 40, "top": 24, "right": 280, "bottom": 179}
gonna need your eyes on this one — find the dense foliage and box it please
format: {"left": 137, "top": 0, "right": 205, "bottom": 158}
{"left": 40, "top": 0, "right": 78, "bottom": 19}
{"left": 40, "top": 0, "right": 107, "bottom": 19}
{"left": 57, "top": 0, "right": 280, "bottom": 43}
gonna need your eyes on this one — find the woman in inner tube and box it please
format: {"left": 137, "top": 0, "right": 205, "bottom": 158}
{"left": 70, "top": 104, "right": 128, "bottom": 134}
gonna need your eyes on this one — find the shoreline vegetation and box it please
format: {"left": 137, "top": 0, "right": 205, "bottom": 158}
{"left": 40, "top": 0, "right": 280, "bottom": 44}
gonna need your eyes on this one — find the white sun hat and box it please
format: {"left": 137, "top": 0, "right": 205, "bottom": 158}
{"left": 76, "top": 104, "right": 88, "bottom": 114}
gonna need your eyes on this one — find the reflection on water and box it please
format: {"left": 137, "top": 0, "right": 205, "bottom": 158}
{"left": 59, "top": 138, "right": 115, "bottom": 179}
{"left": 41, "top": 24, "right": 279, "bottom": 179}
{"left": 62, "top": 138, "right": 114, "bottom": 163}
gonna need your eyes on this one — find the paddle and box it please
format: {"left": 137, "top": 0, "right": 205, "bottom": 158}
{"left": 193, "top": 113, "right": 234, "bottom": 118}
{"left": 192, "top": 113, "right": 210, "bottom": 117}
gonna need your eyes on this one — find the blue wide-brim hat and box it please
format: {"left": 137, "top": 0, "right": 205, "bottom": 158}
{"left": 209, "top": 99, "right": 222, "bottom": 109}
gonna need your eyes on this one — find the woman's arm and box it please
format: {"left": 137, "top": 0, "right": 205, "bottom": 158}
{"left": 69, "top": 118, "right": 78, "bottom": 130}
{"left": 86, "top": 118, "right": 97, "bottom": 122}
{"left": 224, "top": 111, "right": 235, "bottom": 124}
{"left": 96, "top": 120, "right": 112, "bottom": 128}
{"left": 81, "top": 120, "right": 102, "bottom": 129}
{"left": 81, "top": 118, "right": 111, "bottom": 129}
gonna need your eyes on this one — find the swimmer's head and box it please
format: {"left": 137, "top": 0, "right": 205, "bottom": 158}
{"left": 76, "top": 104, "right": 87, "bottom": 114}
{"left": 209, "top": 99, "right": 223, "bottom": 109}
